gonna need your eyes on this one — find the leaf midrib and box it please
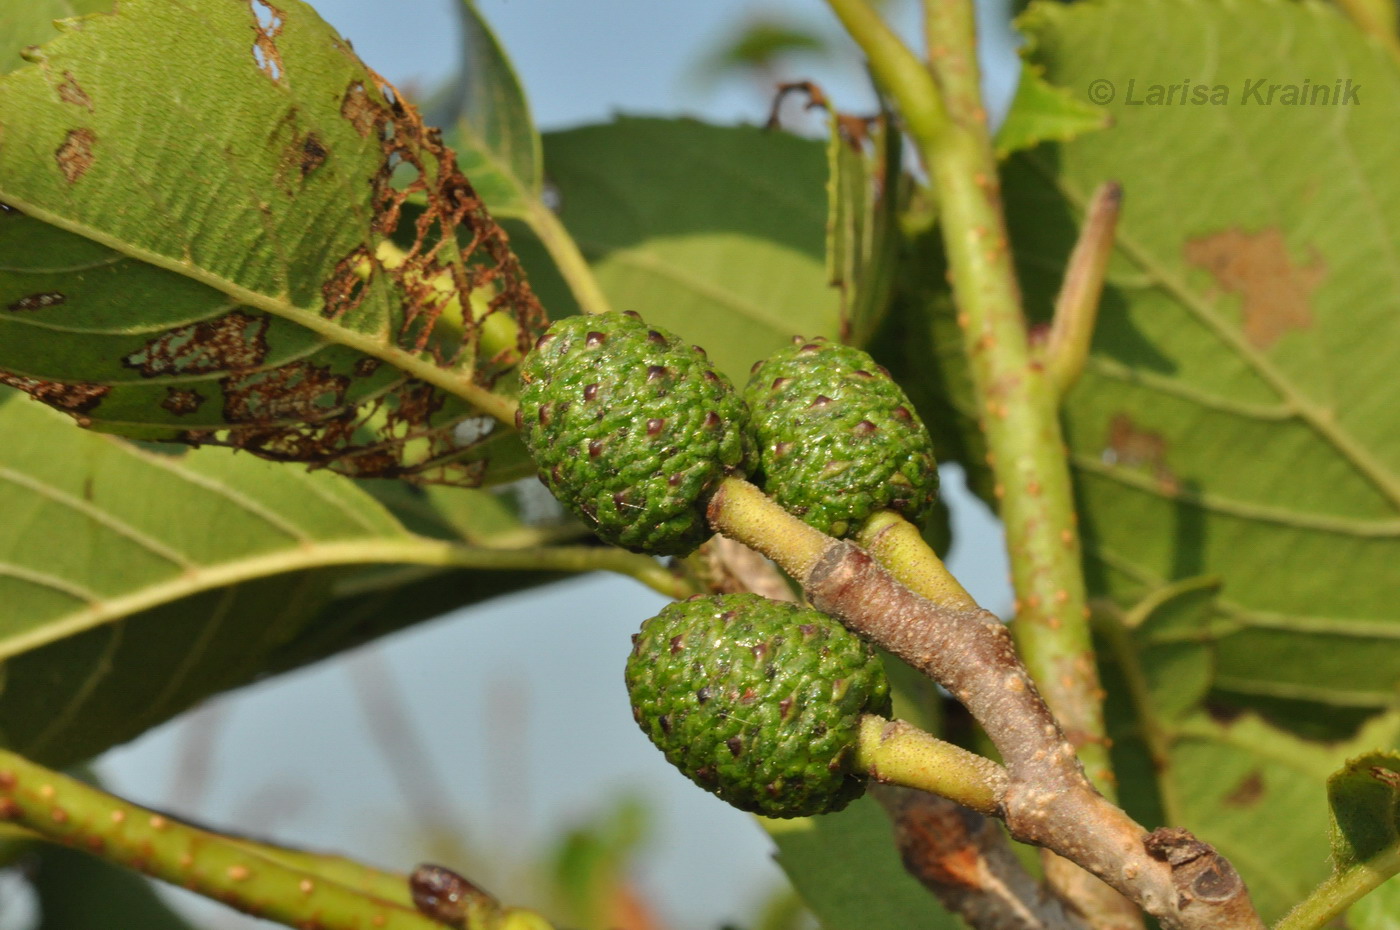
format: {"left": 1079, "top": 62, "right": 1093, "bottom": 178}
{"left": 0, "top": 192, "right": 517, "bottom": 424}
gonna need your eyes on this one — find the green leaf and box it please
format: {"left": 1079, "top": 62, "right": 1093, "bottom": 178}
{"left": 0, "top": 0, "right": 112, "bottom": 74}
{"left": 0, "top": 388, "right": 559, "bottom": 765}
{"left": 1106, "top": 710, "right": 1400, "bottom": 921}
{"left": 33, "top": 842, "right": 197, "bottom": 930}
{"left": 1262, "top": 749, "right": 1400, "bottom": 928}
{"left": 510, "top": 118, "right": 841, "bottom": 383}
{"left": 1330, "top": 750, "right": 1400, "bottom": 869}
{"left": 447, "top": 0, "right": 542, "bottom": 219}
{"left": 993, "top": 63, "right": 1108, "bottom": 158}
{"left": 825, "top": 108, "right": 903, "bottom": 347}
{"left": 1348, "top": 876, "right": 1400, "bottom": 929}
{"left": 765, "top": 796, "right": 960, "bottom": 930}
{"left": 1006, "top": 0, "right": 1400, "bottom": 713}
{"left": 0, "top": 0, "right": 543, "bottom": 486}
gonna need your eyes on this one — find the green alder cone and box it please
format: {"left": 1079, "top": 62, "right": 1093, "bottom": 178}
{"left": 516, "top": 312, "right": 752, "bottom": 556}
{"left": 745, "top": 336, "right": 939, "bottom": 537}
{"left": 626, "top": 592, "right": 891, "bottom": 817}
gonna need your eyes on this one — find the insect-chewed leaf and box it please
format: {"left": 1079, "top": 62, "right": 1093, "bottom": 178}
{"left": 0, "top": 0, "right": 544, "bottom": 487}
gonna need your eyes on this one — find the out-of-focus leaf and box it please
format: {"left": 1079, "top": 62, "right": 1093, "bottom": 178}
{"left": 510, "top": 118, "right": 839, "bottom": 384}
{"left": 0, "top": 0, "right": 112, "bottom": 73}
{"left": 825, "top": 107, "right": 902, "bottom": 347}
{"left": 32, "top": 842, "right": 196, "bottom": 930}
{"left": 0, "top": 0, "right": 542, "bottom": 486}
{"left": 1349, "top": 876, "right": 1400, "bottom": 929}
{"left": 765, "top": 796, "right": 960, "bottom": 930}
{"left": 994, "top": 63, "right": 1108, "bottom": 158}
{"left": 690, "top": 20, "right": 829, "bottom": 87}
{"left": 445, "top": 0, "right": 541, "bottom": 218}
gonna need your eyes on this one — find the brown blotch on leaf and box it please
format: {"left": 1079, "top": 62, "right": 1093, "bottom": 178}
{"left": 352, "top": 357, "right": 382, "bottom": 378}
{"left": 160, "top": 388, "right": 205, "bottom": 416}
{"left": 1184, "top": 227, "right": 1326, "bottom": 349}
{"left": 1104, "top": 412, "right": 1178, "bottom": 494}
{"left": 321, "top": 246, "right": 371, "bottom": 319}
{"left": 123, "top": 310, "right": 270, "bottom": 377}
{"left": 1223, "top": 770, "right": 1265, "bottom": 807}
{"left": 56, "top": 72, "right": 93, "bottom": 111}
{"left": 0, "top": 371, "right": 109, "bottom": 416}
{"left": 55, "top": 128, "right": 96, "bottom": 183}
{"left": 222, "top": 360, "right": 349, "bottom": 423}
{"left": 298, "top": 132, "right": 328, "bottom": 179}
{"left": 341, "top": 81, "right": 379, "bottom": 137}
{"left": 7, "top": 292, "right": 66, "bottom": 312}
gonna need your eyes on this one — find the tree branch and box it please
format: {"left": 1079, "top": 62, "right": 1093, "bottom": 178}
{"left": 0, "top": 750, "right": 554, "bottom": 930}
{"left": 708, "top": 477, "right": 1265, "bottom": 929}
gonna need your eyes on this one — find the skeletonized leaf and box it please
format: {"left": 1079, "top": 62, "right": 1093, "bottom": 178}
{"left": 0, "top": 0, "right": 543, "bottom": 487}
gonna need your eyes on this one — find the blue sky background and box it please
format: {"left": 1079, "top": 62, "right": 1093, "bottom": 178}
{"left": 89, "top": 4, "right": 1020, "bottom": 929}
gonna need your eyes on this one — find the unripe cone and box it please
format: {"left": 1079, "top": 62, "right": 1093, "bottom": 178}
{"left": 745, "top": 336, "right": 938, "bottom": 537}
{"left": 626, "top": 593, "right": 890, "bottom": 817}
{"left": 517, "top": 312, "right": 751, "bottom": 556}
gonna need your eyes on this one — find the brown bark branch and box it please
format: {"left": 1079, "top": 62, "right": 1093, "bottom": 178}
{"left": 801, "top": 540, "right": 1262, "bottom": 930}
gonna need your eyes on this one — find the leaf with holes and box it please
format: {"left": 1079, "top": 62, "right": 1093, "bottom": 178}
{"left": 0, "top": 388, "right": 565, "bottom": 766}
{"left": 507, "top": 117, "right": 840, "bottom": 382}
{"left": 0, "top": 0, "right": 543, "bottom": 487}
{"left": 995, "top": 0, "right": 1400, "bottom": 713}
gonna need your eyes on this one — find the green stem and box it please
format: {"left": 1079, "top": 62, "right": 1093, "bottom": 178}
{"left": 831, "top": 0, "right": 1114, "bottom": 796}
{"left": 855, "top": 715, "right": 1007, "bottom": 815}
{"left": 1274, "top": 849, "right": 1400, "bottom": 930}
{"left": 525, "top": 199, "right": 615, "bottom": 317}
{"left": 706, "top": 477, "right": 832, "bottom": 581}
{"left": 0, "top": 750, "right": 503, "bottom": 930}
{"left": 854, "top": 510, "right": 976, "bottom": 610}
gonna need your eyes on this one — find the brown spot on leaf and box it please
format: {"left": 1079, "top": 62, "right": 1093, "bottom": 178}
{"left": 1223, "top": 770, "right": 1265, "bottom": 807}
{"left": 160, "top": 388, "right": 205, "bottom": 416}
{"left": 123, "top": 310, "right": 270, "bottom": 377}
{"left": 55, "top": 128, "right": 96, "bottom": 183}
{"left": 1184, "top": 227, "right": 1326, "bottom": 349}
{"left": 352, "top": 357, "right": 381, "bottom": 378}
{"left": 0, "top": 371, "right": 108, "bottom": 415}
{"left": 222, "top": 360, "right": 348, "bottom": 423}
{"left": 56, "top": 72, "right": 93, "bottom": 111}
{"left": 7, "top": 292, "right": 66, "bottom": 312}
{"left": 1104, "top": 412, "right": 1178, "bottom": 493}
{"left": 341, "top": 81, "right": 379, "bottom": 137}
{"left": 298, "top": 132, "right": 327, "bottom": 178}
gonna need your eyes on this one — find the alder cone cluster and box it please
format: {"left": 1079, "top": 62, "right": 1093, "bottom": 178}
{"left": 625, "top": 593, "right": 890, "bottom": 817}
{"left": 745, "top": 336, "right": 939, "bottom": 537}
{"left": 516, "top": 312, "right": 752, "bottom": 556}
